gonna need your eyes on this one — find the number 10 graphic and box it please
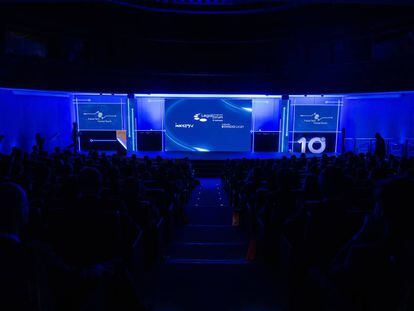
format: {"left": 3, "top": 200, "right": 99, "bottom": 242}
{"left": 297, "top": 137, "right": 327, "bottom": 154}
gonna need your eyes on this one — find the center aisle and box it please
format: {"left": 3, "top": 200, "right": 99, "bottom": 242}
{"left": 143, "top": 178, "right": 284, "bottom": 311}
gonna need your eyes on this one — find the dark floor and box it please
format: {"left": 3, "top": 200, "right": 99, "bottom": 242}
{"left": 142, "top": 178, "right": 285, "bottom": 311}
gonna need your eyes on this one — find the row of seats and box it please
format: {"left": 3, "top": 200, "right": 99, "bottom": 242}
{"left": 223, "top": 153, "right": 414, "bottom": 310}
{"left": 0, "top": 148, "right": 194, "bottom": 311}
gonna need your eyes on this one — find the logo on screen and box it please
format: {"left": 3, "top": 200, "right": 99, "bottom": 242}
{"left": 175, "top": 123, "right": 194, "bottom": 128}
{"left": 193, "top": 113, "right": 223, "bottom": 123}
{"left": 299, "top": 112, "right": 333, "bottom": 125}
{"left": 83, "top": 111, "right": 117, "bottom": 123}
{"left": 194, "top": 114, "right": 207, "bottom": 122}
{"left": 298, "top": 137, "right": 326, "bottom": 154}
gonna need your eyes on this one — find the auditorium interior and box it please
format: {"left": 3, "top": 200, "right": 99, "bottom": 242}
{"left": 1, "top": 1, "right": 414, "bottom": 310}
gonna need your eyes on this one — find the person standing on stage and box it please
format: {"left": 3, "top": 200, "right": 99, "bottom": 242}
{"left": 0, "top": 135, "right": 4, "bottom": 152}
{"left": 35, "top": 133, "right": 45, "bottom": 153}
{"left": 71, "top": 122, "right": 79, "bottom": 153}
{"left": 374, "top": 132, "right": 386, "bottom": 160}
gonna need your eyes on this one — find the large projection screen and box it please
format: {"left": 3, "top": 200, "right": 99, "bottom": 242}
{"left": 164, "top": 98, "right": 252, "bottom": 152}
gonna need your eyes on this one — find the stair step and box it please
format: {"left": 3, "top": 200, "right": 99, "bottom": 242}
{"left": 166, "top": 258, "right": 249, "bottom": 265}
{"left": 175, "top": 226, "right": 245, "bottom": 244}
{"left": 168, "top": 242, "right": 247, "bottom": 260}
{"left": 186, "top": 224, "right": 234, "bottom": 228}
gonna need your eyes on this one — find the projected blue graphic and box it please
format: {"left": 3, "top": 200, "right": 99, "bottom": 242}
{"left": 165, "top": 98, "right": 252, "bottom": 152}
{"left": 77, "top": 103, "right": 122, "bottom": 130}
{"left": 294, "top": 104, "right": 339, "bottom": 132}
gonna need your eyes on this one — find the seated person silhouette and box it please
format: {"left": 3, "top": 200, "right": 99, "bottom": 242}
{"left": 0, "top": 182, "right": 36, "bottom": 311}
{"left": 46, "top": 167, "right": 124, "bottom": 266}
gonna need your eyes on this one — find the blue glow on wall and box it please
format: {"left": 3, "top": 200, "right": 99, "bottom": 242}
{"left": 136, "top": 97, "right": 164, "bottom": 131}
{"left": 0, "top": 88, "right": 73, "bottom": 153}
{"left": 341, "top": 93, "right": 414, "bottom": 143}
{"left": 252, "top": 98, "right": 279, "bottom": 131}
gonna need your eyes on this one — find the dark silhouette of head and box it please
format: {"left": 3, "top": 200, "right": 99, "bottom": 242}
{"left": 0, "top": 182, "right": 29, "bottom": 235}
{"left": 318, "top": 166, "right": 346, "bottom": 200}
{"left": 378, "top": 177, "right": 414, "bottom": 239}
{"left": 78, "top": 167, "right": 103, "bottom": 198}
{"left": 303, "top": 174, "right": 319, "bottom": 198}
{"left": 277, "top": 168, "right": 293, "bottom": 191}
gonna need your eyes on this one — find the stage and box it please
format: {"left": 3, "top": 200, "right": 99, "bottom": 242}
{"left": 1, "top": 89, "right": 412, "bottom": 158}
{"left": 131, "top": 151, "right": 335, "bottom": 160}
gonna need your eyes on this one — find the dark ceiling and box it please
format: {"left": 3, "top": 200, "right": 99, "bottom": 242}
{"left": 0, "top": 1, "right": 414, "bottom": 93}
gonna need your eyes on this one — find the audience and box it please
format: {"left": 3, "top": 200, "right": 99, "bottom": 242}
{"left": 0, "top": 146, "right": 193, "bottom": 310}
{"left": 223, "top": 151, "right": 414, "bottom": 310}
{"left": 2, "top": 138, "right": 414, "bottom": 310}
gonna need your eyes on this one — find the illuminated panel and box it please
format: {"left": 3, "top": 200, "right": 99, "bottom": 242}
{"left": 290, "top": 96, "right": 342, "bottom": 154}
{"left": 74, "top": 93, "right": 127, "bottom": 152}
{"left": 75, "top": 94, "right": 125, "bottom": 131}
